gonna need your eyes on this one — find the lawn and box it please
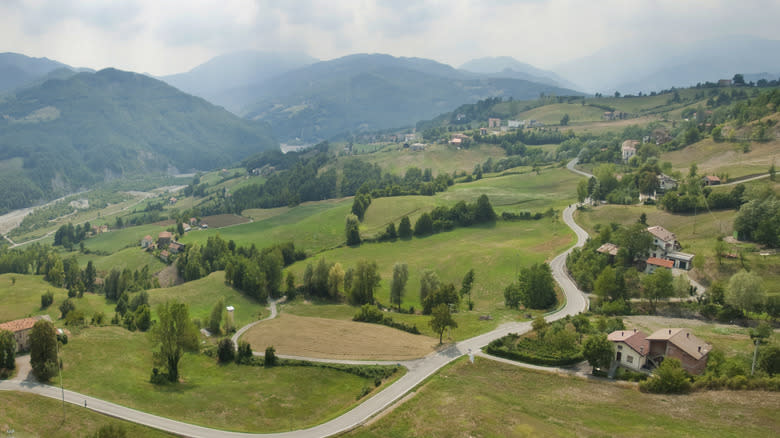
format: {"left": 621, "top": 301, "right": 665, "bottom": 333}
{"left": 662, "top": 138, "right": 779, "bottom": 179}
{"left": 358, "top": 143, "right": 506, "bottom": 176}
{"left": 76, "top": 246, "right": 166, "bottom": 276}
{"left": 0, "top": 274, "right": 113, "bottom": 324}
{"left": 0, "top": 391, "right": 174, "bottom": 438}
{"left": 348, "top": 358, "right": 780, "bottom": 438}
{"left": 240, "top": 313, "right": 437, "bottom": 360}
{"left": 147, "top": 271, "right": 266, "bottom": 329}
{"left": 83, "top": 224, "right": 169, "bottom": 254}
{"left": 513, "top": 102, "right": 606, "bottom": 124}
{"left": 59, "top": 326, "right": 398, "bottom": 433}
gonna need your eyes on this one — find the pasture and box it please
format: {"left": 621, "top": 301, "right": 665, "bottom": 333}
{"left": 59, "top": 326, "right": 397, "bottom": 433}
{"left": 348, "top": 358, "right": 780, "bottom": 438}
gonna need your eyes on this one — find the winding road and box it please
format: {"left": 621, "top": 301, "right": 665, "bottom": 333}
{"left": 0, "top": 160, "right": 593, "bottom": 437}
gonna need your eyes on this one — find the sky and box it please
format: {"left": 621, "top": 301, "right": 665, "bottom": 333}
{"left": 2, "top": 0, "right": 780, "bottom": 76}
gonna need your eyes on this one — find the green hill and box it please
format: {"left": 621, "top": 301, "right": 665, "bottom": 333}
{"left": 0, "top": 68, "right": 278, "bottom": 214}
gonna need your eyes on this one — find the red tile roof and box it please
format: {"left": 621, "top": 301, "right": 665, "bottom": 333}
{"left": 158, "top": 231, "right": 173, "bottom": 239}
{"left": 647, "top": 225, "right": 676, "bottom": 243}
{"left": 647, "top": 328, "right": 711, "bottom": 360}
{"left": 646, "top": 257, "right": 674, "bottom": 268}
{"left": 0, "top": 317, "right": 39, "bottom": 333}
{"left": 608, "top": 329, "right": 650, "bottom": 356}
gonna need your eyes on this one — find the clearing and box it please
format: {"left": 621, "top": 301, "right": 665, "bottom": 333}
{"left": 240, "top": 313, "right": 437, "bottom": 360}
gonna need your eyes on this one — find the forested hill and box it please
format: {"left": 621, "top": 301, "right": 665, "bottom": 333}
{"left": 240, "top": 54, "right": 582, "bottom": 142}
{"left": 0, "top": 68, "right": 278, "bottom": 214}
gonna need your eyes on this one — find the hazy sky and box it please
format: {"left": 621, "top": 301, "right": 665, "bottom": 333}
{"left": 2, "top": 0, "right": 780, "bottom": 75}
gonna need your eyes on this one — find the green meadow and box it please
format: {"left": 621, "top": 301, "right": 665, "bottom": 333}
{"left": 59, "top": 326, "right": 398, "bottom": 433}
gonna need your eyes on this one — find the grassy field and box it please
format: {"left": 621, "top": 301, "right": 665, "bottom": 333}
{"left": 358, "top": 143, "right": 506, "bottom": 176}
{"left": 662, "top": 138, "right": 778, "bottom": 179}
{"left": 241, "top": 313, "right": 437, "bottom": 360}
{"left": 181, "top": 198, "right": 353, "bottom": 253}
{"left": 0, "top": 391, "right": 174, "bottom": 438}
{"left": 59, "top": 326, "right": 396, "bottom": 433}
{"left": 348, "top": 358, "right": 780, "bottom": 438}
{"left": 76, "top": 246, "right": 166, "bottom": 276}
{"left": 147, "top": 271, "right": 266, "bottom": 329}
{"left": 0, "top": 274, "right": 114, "bottom": 324}
{"left": 575, "top": 200, "right": 780, "bottom": 294}
{"left": 513, "top": 103, "right": 606, "bottom": 125}
{"left": 83, "top": 224, "right": 168, "bottom": 254}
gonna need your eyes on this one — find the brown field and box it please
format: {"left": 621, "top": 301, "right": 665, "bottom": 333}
{"left": 241, "top": 313, "right": 438, "bottom": 360}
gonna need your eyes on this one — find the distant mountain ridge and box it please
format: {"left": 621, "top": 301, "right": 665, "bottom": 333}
{"left": 459, "top": 56, "right": 577, "bottom": 89}
{"left": 0, "top": 52, "right": 73, "bottom": 93}
{"left": 234, "top": 53, "right": 582, "bottom": 141}
{"left": 0, "top": 68, "right": 277, "bottom": 214}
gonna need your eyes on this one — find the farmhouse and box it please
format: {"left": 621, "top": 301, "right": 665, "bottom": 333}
{"left": 168, "top": 242, "right": 185, "bottom": 254}
{"left": 0, "top": 315, "right": 53, "bottom": 352}
{"left": 488, "top": 118, "right": 501, "bottom": 129}
{"left": 645, "top": 257, "right": 674, "bottom": 273}
{"left": 159, "top": 250, "right": 170, "bottom": 262}
{"left": 141, "top": 235, "right": 153, "bottom": 249}
{"left": 646, "top": 328, "right": 711, "bottom": 375}
{"left": 702, "top": 175, "right": 721, "bottom": 186}
{"left": 157, "top": 231, "right": 173, "bottom": 246}
{"left": 621, "top": 140, "right": 639, "bottom": 162}
{"left": 607, "top": 329, "right": 649, "bottom": 372}
{"left": 647, "top": 225, "right": 694, "bottom": 270}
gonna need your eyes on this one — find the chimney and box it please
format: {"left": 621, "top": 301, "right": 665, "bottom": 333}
{"left": 698, "top": 346, "right": 701, "bottom": 353}
{"left": 668, "top": 329, "right": 671, "bottom": 335}
{"left": 633, "top": 328, "right": 637, "bottom": 333}
{"left": 686, "top": 332, "right": 690, "bottom": 338}
{"left": 621, "top": 331, "right": 624, "bottom": 336}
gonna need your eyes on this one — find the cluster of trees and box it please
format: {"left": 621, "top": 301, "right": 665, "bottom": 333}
{"left": 734, "top": 192, "right": 779, "bottom": 247}
{"left": 53, "top": 222, "right": 92, "bottom": 249}
{"left": 474, "top": 126, "right": 574, "bottom": 147}
{"left": 301, "top": 258, "right": 381, "bottom": 305}
{"left": 504, "top": 263, "right": 558, "bottom": 310}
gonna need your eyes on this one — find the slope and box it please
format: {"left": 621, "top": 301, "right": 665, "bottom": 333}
{"left": 0, "top": 68, "right": 278, "bottom": 214}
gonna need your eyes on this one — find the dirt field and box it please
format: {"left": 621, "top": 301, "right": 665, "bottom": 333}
{"left": 241, "top": 313, "right": 437, "bottom": 360}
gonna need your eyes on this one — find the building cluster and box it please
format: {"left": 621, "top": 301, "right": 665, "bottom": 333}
{"left": 140, "top": 217, "right": 205, "bottom": 262}
{"left": 597, "top": 225, "right": 694, "bottom": 273}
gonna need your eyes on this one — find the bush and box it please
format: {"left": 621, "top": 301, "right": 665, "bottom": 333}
{"left": 217, "top": 338, "right": 235, "bottom": 363}
{"left": 41, "top": 291, "right": 54, "bottom": 309}
{"left": 639, "top": 358, "right": 691, "bottom": 394}
{"left": 485, "top": 334, "right": 583, "bottom": 366}
{"left": 264, "top": 346, "right": 278, "bottom": 367}
{"left": 91, "top": 424, "right": 128, "bottom": 438}
{"left": 235, "top": 341, "right": 253, "bottom": 365}
{"left": 353, "top": 304, "right": 420, "bottom": 334}
{"left": 149, "top": 368, "right": 168, "bottom": 385}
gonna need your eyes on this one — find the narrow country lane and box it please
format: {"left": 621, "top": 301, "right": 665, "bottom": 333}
{"left": 0, "top": 160, "right": 593, "bottom": 438}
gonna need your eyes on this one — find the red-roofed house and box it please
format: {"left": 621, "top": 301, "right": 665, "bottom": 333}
{"left": 646, "top": 225, "right": 694, "bottom": 270}
{"left": 160, "top": 250, "right": 170, "bottom": 262}
{"left": 158, "top": 231, "right": 173, "bottom": 246}
{"left": 647, "top": 328, "right": 711, "bottom": 375}
{"left": 702, "top": 175, "right": 721, "bottom": 186}
{"left": 141, "top": 235, "right": 153, "bottom": 249}
{"left": 645, "top": 257, "right": 674, "bottom": 273}
{"left": 608, "top": 329, "right": 650, "bottom": 372}
{"left": 0, "top": 315, "right": 52, "bottom": 352}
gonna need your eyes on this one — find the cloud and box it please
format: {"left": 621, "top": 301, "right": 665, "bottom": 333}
{"left": 0, "top": 0, "right": 779, "bottom": 75}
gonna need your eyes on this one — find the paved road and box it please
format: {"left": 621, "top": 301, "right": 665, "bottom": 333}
{"left": 0, "top": 161, "right": 592, "bottom": 437}
{"left": 720, "top": 173, "right": 770, "bottom": 186}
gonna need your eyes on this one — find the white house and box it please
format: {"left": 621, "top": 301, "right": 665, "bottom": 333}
{"left": 621, "top": 140, "right": 639, "bottom": 162}
{"left": 646, "top": 225, "right": 694, "bottom": 270}
{"left": 607, "top": 329, "right": 649, "bottom": 372}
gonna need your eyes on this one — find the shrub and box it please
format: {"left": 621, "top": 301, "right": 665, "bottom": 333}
{"left": 264, "top": 346, "right": 277, "bottom": 367}
{"left": 91, "top": 424, "right": 128, "bottom": 438}
{"left": 236, "top": 341, "right": 253, "bottom": 365}
{"left": 217, "top": 338, "right": 235, "bottom": 363}
{"left": 149, "top": 368, "right": 168, "bottom": 385}
{"left": 59, "top": 298, "right": 76, "bottom": 319}
{"left": 353, "top": 304, "right": 420, "bottom": 334}
{"left": 639, "top": 358, "right": 691, "bottom": 394}
{"left": 485, "top": 335, "right": 583, "bottom": 366}
{"left": 41, "top": 291, "right": 54, "bottom": 309}
{"left": 91, "top": 312, "right": 106, "bottom": 326}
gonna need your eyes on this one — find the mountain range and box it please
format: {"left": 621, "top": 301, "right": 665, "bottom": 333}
{"left": 0, "top": 68, "right": 277, "bottom": 214}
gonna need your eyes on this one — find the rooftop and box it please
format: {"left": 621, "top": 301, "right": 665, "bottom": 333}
{"left": 646, "top": 257, "right": 674, "bottom": 268}
{"left": 608, "top": 329, "right": 650, "bottom": 356}
{"left": 647, "top": 328, "right": 712, "bottom": 360}
{"left": 0, "top": 315, "right": 51, "bottom": 333}
{"left": 597, "top": 243, "right": 620, "bottom": 256}
{"left": 647, "top": 225, "right": 676, "bottom": 243}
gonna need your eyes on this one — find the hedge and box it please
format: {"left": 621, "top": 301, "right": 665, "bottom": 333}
{"left": 485, "top": 336, "right": 583, "bottom": 367}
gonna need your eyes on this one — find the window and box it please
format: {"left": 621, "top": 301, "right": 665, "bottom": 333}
{"left": 627, "top": 355, "right": 634, "bottom": 364}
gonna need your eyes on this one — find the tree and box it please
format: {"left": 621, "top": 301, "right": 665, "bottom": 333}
{"left": 264, "top": 346, "right": 278, "bottom": 367}
{"left": 414, "top": 212, "right": 434, "bottom": 236}
{"left": 348, "top": 260, "right": 381, "bottom": 305}
{"left": 560, "top": 113, "right": 570, "bottom": 126}
{"left": 422, "top": 283, "right": 460, "bottom": 314}
{"left": 390, "top": 263, "right": 409, "bottom": 310}
{"left": 640, "top": 268, "right": 674, "bottom": 313}
{"left": 208, "top": 298, "right": 224, "bottom": 335}
{"left": 770, "top": 162, "right": 776, "bottom": 182}
{"left": 150, "top": 301, "right": 199, "bottom": 383}
{"left": 594, "top": 266, "right": 620, "bottom": 303}
{"left": 217, "top": 338, "right": 235, "bottom": 363}
{"left": 30, "top": 319, "right": 58, "bottom": 381}
{"left": 474, "top": 194, "right": 497, "bottom": 223}
{"left": 0, "top": 330, "right": 15, "bottom": 370}
{"left": 59, "top": 298, "right": 76, "bottom": 319}
{"left": 398, "top": 216, "right": 413, "bottom": 239}
{"left": 726, "top": 269, "right": 766, "bottom": 314}
{"left": 83, "top": 260, "right": 97, "bottom": 292}
{"left": 41, "top": 291, "right": 54, "bottom": 309}
{"left": 419, "top": 270, "right": 440, "bottom": 304}
{"left": 582, "top": 333, "right": 613, "bottom": 373}
{"left": 285, "top": 271, "right": 297, "bottom": 300}
{"left": 732, "top": 73, "right": 745, "bottom": 85}
{"left": 345, "top": 214, "right": 361, "bottom": 246}
{"left": 429, "top": 303, "right": 457, "bottom": 344}
{"left": 615, "top": 223, "right": 654, "bottom": 265}
{"left": 460, "top": 269, "right": 475, "bottom": 309}
{"left": 327, "top": 262, "right": 345, "bottom": 299}
{"left": 384, "top": 222, "right": 397, "bottom": 240}
{"left": 576, "top": 179, "right": 589, "bottom": 203}
{"left": 503, "top": 282, "right": 522, "bottom": 309}
{"left": 518, "top": 263, "right": 557, "bottom": 309}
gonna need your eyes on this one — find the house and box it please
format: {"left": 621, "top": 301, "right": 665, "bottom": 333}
{"left": 159, "top": 250, "right": 170, "bottom": 262}
{"left": 607, "top": 329, "right": 650, "bottom": 372}
{"left": 702, "top": 175, "right": 721, "bottom": 186}
{"left": 507, "top": 120, "right": 523, "bottom": 129}
{"left": 718, "top": 79, "right": 732, "bottom": 87}
{"left": 182, "top": 223, "right": 191, "bottom": 233}
{"left": 168, "top": 197, "right": 178, "bottom": 205}
{"left": 645, "top": 257, "right": 674, "bottom": 273}
{"left": 480, "top": 127, "right": 488, "bottom": 135}
{"left": 657, "top": 174, "right": 677, "bottom": 192}
{"left": 141, "top": 235, "right": 153, "bottom": 249}
{"left": 597, "top": 242, "right": 620, "bottom": 263}
{"left": 449, "top": 137, "right": 462, "bottom": 145}
{"left": 410, "top": 143, "right": 426, "bottom": 151}
{"left": 646, "top": 328, "right": 711, "bottom": 375}
{"left": 189, "top": 217, "right": 198, "bottom": 226}
{"left": 157, "top": 231, "right": 173, "bottom": 246}
{"left": 200, "top": 223, "right": 208, "bottom": 229}
{"left": 0, "top": 315, "right": 52, "bottom": 352}
{"left": 404, "top": 133, "right": 417, "bottom": 143}
{"left": 646, "top": 225, "right": 694, "bottom": 270}
{"left": 92, "top": 225, "right": 109, "bottom": 235}
{"left": 488, "top": 118, "right": 501, "bottom": 129}
{"left": 168, "top": 242, "right": 184, "bottom": 254}
{"left": 621, "top": 140, "right": 639, "bottom": 162}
